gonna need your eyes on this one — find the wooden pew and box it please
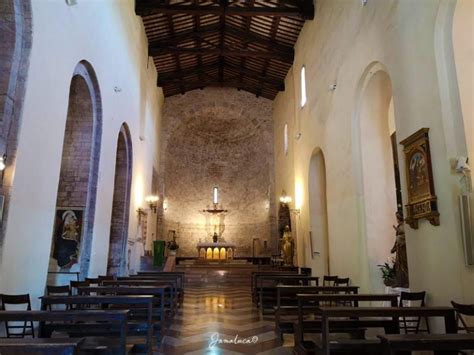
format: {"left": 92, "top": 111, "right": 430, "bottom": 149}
{"left": 378, "top": 333, "right": 474, "bottom": 354}
{"left": 260, "top": 284, "right": 355, "bottom": 315}
{"left": 77, "top": 285, "right": 171, "bottom": 331}
{"left": 251, "top": 272, "right": 298, "bottom": 303}
{"left": 275, "top": 292, "right": 398, "bottom": 341}
{"left": 125, "top": 273, "right": 185, "bottom": 305}
{"left": 310, "top": 306, "right": 457, "bottom": 355}
{"left": 40, "top": 295, "right": 154, "bottom": 354}
{"left": 0, "top": 338, "right": 84, "bottom": 355}
{"left": 256, "top": 276, "right": 321, "bottom": 313}
{"left": 0, "top": 310, "right": 128, "bottom": 355}
{"left": 102, "top": 280, "right": 178, "bottom": 313}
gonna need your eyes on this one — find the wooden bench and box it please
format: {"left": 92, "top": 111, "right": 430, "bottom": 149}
{"left": 76, "top": 285, "right": 171, "bottom": 328}
{"left": 251, "top": 272, "right": 298, "bottom": 303}
{"left": 310, "top": 306, "right": 457, "bottom": 355}
{"left": 102, "top": 279, "right": 178, "bottom": 312}
{"left": 127, "top": 272, "right": 185, "bottom": 305}
{"left": 378, "top": 333, "right": 474, "bottom": 354}
{"left": 0, "top": 310, "right": 128, "bottom": 355}
{"left": 274, "top": 293, "right": 398, "bottom": 341}
{"left": 256, "top": 276, "right": 320, "bottom": 313}
{"left": 260, "top": 284, "right": 356, "bottom": 315}
{"left": 40, "top": 295, "right": 154, "bottom": 354}
{"left": 0, "top": 338, "right": 84, "bottom": 355}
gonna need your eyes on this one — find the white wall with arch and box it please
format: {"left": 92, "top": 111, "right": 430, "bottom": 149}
{"left": 306, "top": 148, "right": 330, "bottom": 276}
{"left": 0, "top": 0, "right": 163, "bottom": 307}
{"left": 273, "top": 0, "right": 474, "bottom": 304}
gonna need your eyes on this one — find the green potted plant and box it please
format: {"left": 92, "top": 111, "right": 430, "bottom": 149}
{"left": 378, "top": 261, "right": 396, "bottom": 287}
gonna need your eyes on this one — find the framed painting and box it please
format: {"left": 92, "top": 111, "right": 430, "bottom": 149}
{"left": 400, "top": 128, "right": 440, "bottom": 229}
{"left": 52, "top": 207, "right": 84, "bottom": 269}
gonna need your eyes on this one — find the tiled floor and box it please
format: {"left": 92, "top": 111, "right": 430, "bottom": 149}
{"left": 157, "top": 265, "right": 293, "bottom": 354}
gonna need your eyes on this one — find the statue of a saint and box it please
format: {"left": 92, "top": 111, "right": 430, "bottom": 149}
{"left": 280, "top": 225, "right": 294, "bottom": 266}
{"left": 391, "top": 212, "right": 409, "bottom": 288}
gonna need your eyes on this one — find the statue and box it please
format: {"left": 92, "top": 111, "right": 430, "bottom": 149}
{"left": 456, "top": 156, "right": 472, "bottom": 195}
{"left": 391, "top": 212, "right": 409, "bottom": 288}
{"left": 280, "top": 225, "right": 294, "bottom": 266}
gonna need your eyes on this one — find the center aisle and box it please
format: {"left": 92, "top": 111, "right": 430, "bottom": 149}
{"left": 158, "top": 265, "right": 293, "bottom": 354}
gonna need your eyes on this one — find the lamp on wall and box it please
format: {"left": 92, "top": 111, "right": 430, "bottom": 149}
{"left": 145, "top": 195, "right": 159, "bottom": 213}
{"left": 279, "top": 191, "right": 292, "bottom": 205}
{"left": 0, "top": 155, "right": 6, "bottom": 172}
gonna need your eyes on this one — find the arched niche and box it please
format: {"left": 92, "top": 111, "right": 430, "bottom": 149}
{"left": 0, "top": 0, "right": 32, "bottom": 249}
{"left": 307, "top": 148, "right": 330, "bottom": 276}
{"left": 47, "top": 61, "right": 102, "bottom": 283}
{"left": 354, "top": 62, "right": 402, "bottom": 292}
{"left": 107, "top": 123, "right": 133, "bottom": 276}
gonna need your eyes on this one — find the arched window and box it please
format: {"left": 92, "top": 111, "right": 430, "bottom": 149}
{"left": 300, "top": 66, "right": 307, "bottom": 108}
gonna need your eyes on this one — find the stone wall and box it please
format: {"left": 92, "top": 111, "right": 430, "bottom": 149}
{"left": 0, "top": 0, "right": 32, "bottom": 256}
{"left": 160, "top": 88, "right": 277, "bottom": 257}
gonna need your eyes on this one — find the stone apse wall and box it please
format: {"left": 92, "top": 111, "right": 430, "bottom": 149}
{"left": 160, "top": 88, "right": 277, "bottom": 257}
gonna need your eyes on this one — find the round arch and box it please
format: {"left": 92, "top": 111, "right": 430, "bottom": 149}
{"left": 107, "top": 123, "right": 133, "bottom": 276}
{"left": 352, "top": 62, "right": 401, "bottom": 292}
{"left": 47, "top": 60, "right": 102, "bottom": 283}
{"left": 307, "top": 147, "right": 330, "bottom": 276}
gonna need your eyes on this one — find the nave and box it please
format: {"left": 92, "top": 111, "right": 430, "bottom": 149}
{"left": 1, "top": 263, "right": 474, "bottom": 354}
{"left": 161, "top": 266, "right": 289, "bottom": 354}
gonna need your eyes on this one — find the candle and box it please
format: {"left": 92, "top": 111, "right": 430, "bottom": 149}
{"left": 213, "top": 187, "right": 219, "bottom": 204}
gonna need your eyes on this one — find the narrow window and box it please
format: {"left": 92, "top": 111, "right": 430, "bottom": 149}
{"left": 284, "top": 123, "right": 289, "bottom": 155}
{"left": 300, "top": 66, "right": 307, "bottom": 108}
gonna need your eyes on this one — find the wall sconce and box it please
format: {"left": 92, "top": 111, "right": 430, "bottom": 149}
{"left": 145, "top": 195, "right": 159, "bottom": 213}
{"left": 0, "top": 155, "right": 6, "bottom": 172}
{"left": 280, "top": 191, "right": 292, "bottom": 205}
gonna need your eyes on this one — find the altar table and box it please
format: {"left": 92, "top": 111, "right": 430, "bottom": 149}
{"left": 197, "top": 242, "right": 236, "bottom": 261}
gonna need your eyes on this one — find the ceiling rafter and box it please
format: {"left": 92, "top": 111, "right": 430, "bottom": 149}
{"left": 136, "top": 1, "right": 314, "bottom": 20}
{"left": 136, "top": 0, "right": 314, "bottom": 99}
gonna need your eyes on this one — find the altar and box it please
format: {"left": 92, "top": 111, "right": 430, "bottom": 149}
{"left": 197, "top": 242, "right": 236, "bottom": 261}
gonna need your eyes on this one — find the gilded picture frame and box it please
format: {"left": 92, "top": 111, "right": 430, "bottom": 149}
{"left": 400, "top": 128, "right": 440, "bottom": 229}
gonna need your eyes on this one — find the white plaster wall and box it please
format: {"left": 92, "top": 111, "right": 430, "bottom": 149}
{"left": 0, "top": 0, "right": 163, "bottom": 307}
{"left": 453, "top": 0, "right": 474, "bottom": 162}
{"left": 273, "top": 0, "right": 474, "bottom": 304}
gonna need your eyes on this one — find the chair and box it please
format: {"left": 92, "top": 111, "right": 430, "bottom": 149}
{"left": 334, "top": 277, "right": 350, "bottom": 287}
{"left": 0, "top": 294, "right": 35, "bottom": 338}
{"left": 70, "top": 280, "right": 90, "bottom": 295}
{"left": 46, "top": 285, "right": 71, "bottom": 296}
{"left": 46, "top": 285, "right": 71, "bottom": 310}
{"left": 85, "top": 277, "right": 100, "bottom": 285}
{"left": 323, "top": 275, "right": 338, "bottom": 286}
{"left": 451, "top": 301, "right": 474, "bottom": 333}
{"left": 334, "top": 278, "right": 351, "bottom": 305}
{"left": 300, "top": 267, "right": 312, "bottom": 276}
{"left": 98, "top": 275, "right": 115, "bottom": 285}
{"left": 399, "top": 291, "right": 430, "bottom": 334}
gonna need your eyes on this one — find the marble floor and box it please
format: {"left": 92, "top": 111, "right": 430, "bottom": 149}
{"left": 157, "top": 266, "right": 294, "bottom": 354}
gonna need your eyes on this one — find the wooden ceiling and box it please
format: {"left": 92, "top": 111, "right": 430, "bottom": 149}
{"left": 136, "top": 0, "right": 314, "bottom": 100}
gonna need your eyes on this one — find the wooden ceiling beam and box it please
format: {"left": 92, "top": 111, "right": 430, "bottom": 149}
{"left": 158, "top": 66, "right": 285, "bottom": 90}
{"left": 150, "top": 46, "right": 294, "bottom": 61}
{"left": 148, "top": 23, "right": 294, "bottom": 56}
{"left": 136, "top": 2, "right": 314, "bottom": 20}
{"left": 164, "top": 80, "right": 282, "bottom": 91}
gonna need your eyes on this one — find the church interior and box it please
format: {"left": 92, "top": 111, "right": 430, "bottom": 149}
{"left": 0, "top": 0, "right": 473, "bottom": 354}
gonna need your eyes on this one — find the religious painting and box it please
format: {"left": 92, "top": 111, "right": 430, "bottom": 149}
{"left": 52, "top": 208, "right": 84, "bottom": 269}
{"left": 400, "top": 128, "right": 440, "bottom": 229}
